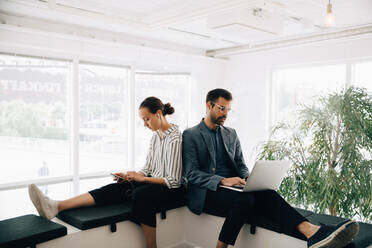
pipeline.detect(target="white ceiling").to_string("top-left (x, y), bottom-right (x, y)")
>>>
top-left (0, 0), bottom-right (372, 55)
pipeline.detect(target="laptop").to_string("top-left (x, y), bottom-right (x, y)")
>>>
top-left (219, 160), bottom-right (290, 192)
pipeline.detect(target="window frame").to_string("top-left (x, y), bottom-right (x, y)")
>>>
top-left (0, 53), bottom-right (191, 197)
top-left (269, 57), bottom-right (372, 132)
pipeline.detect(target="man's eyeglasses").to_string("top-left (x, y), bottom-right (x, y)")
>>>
top-left (212, 102), bottom-right (232, 113)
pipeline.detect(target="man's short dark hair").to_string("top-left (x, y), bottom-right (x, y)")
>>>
top-left (206, 88), bottom-right (233, 103)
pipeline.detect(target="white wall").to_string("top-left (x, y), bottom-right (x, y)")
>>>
top-left (224, 36), bottom-right (372, 169)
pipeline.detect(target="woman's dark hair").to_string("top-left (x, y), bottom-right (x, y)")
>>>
top-left (206, 88), bottom-right (233, 103)
top-left (139, 96), bottom-right (175, 116)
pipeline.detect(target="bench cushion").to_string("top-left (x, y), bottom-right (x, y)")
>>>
top-left (57, 202), bottom-right (133, 230)
top-left (57, 198), bottom-right (186, 230)
top-left (0, 214), bottom-right (67, 248)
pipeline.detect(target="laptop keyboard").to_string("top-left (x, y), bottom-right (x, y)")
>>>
top-left (233, 185), bottom-right (244, 189)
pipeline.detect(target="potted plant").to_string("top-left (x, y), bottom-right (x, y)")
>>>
top-left (257, 87), bottom-right (372, 222)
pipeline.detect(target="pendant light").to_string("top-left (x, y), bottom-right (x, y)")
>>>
top-left (325, 0), bottom-right (335, 27)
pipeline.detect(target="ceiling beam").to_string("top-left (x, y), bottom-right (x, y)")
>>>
top-left (1, 0), bottom-right (149, 30)
top-left (206, 23), bottom-right (372, 57)
top-left (0, 13), bottom-right (205, 55)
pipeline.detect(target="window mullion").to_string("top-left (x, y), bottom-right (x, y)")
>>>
top-left (270, 70), bottom-right (277, 128)
top-left (266, 69), bottom-right (274, 139)
top-left (346, 62), bottom-right (352, 89)
top-left (128, 65), bottom-right (136, 171)
top-left (71, 58), bottom-right (80, 195)
top-left (186, 76), bottom-right (191, 129)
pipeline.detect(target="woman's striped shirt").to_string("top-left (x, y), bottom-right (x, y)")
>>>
top-left (139, 124), bottom-right (182, 189)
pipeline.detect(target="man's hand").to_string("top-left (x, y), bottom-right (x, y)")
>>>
top-left (220, 177), bottom-right (246, 187)
top-left (126, 171), bottom-right (146, 183)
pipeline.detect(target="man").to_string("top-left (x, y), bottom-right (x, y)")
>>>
top-left (182, 88), bottom-right (359, 248)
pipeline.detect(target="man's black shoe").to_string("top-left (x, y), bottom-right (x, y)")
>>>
top-left (307, 220), bottom-right (359, 248)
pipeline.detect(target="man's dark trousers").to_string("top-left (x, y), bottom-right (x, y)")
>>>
top-left (203, 187), bottom-right (307, 245)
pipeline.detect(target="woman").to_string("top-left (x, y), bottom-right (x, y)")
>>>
top-left (28, 96), bottom-right (184, 248)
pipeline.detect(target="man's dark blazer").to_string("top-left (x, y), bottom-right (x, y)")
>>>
top-left (182, 119), bottom-right (250, 215)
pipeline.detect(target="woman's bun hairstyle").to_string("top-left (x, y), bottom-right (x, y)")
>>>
top-left (139, 97), bottom-right (175, 116)
top-left (163, 103), bottom-right (175, 116)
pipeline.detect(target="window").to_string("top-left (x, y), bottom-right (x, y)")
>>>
top-left (79, 63), bottom-right (129, 173)
top-left (0, 182), bottom-right (72, 220)
top-left (134, 72), bottom-right (190, 169)
top-left (272, 64), bottom-right (346, 123)
top-left (0, 54), bottom-right (71, 184)
top-left (353, 61), bottom-right (372, 92)
top-left (272, 61), bottom-right (372, 124)
top-left (0, 53), bottom-right (191, 220)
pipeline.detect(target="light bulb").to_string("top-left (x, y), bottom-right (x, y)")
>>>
top-left (325, 3), bottom-right (335, 26)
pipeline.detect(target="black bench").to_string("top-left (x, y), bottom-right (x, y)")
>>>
top-left (0, 214), bottom-right (67, 248)
top-left (56, 201), bottom-right (371, 248)
top-left (57, 198), bottom-right (186, 231)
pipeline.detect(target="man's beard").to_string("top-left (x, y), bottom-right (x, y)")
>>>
top-left (211, 113), bottom-right (226, 126)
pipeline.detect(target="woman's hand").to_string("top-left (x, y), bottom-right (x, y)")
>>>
top-left (126, 171), bottom-right (146, 182)
top-left (112, 172), bottom-right (126, 182)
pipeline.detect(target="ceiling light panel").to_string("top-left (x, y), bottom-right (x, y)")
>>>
top-left (207, 8), bottom-right (283, 34)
